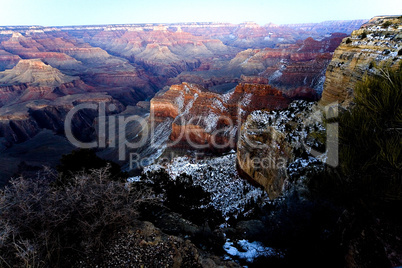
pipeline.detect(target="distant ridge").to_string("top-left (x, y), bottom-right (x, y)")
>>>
top-left (0, 59), bottom-right (77, 87)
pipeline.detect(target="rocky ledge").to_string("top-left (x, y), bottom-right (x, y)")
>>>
top-left (321, 15), bottom-right (402, 106)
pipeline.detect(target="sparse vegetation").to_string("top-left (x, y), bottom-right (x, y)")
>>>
top-left (0, 167), bottom-right (152, 267)
top-left (345, 38), bottom-right (352, 44)
top-left (338, 65), bottom-right (402, 199)
top-left (360, 31), bottom-right (367, 39)
top-left (382, 21), bottom-right (392, 28)
top-left (308, 65), bottom-right (402, 202)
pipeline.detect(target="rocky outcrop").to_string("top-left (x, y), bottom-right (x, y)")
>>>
top-left (0, 93), bottom-right (123, 145)
top-left (236, 100), bottom-right (325, 199)
top-left (78, 221), bottom-right (239, 267)
top-left (150, 82), bottom-right (290, 152)
top-left (237, 115), bottom-right (292, 199)
top-left (88, 27), bottom-right (233, 77)
top-left (180, 20), bottom-right (364, 49)
top-left (321, 16), bottom-right (402, 106)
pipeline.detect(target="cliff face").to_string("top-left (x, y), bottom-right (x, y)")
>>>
top-left (321, 16), bottom-right (402, 106)
top-left (0, 29), bottom-right (159, 99)
top-left (180, 20), bottom-right (365, 49)
top-left (226, 33), bottom-right (347, 98)
top-left (236, 100), bottom-right (322, 199)
top-left (235, 16), bottom-right (402, 198)
top-left (150, 82), bottom-right (290, 152)
top-left (237, 115), bottom-right (292, 199)
top-left (0, 21), bottom-right (365, 178)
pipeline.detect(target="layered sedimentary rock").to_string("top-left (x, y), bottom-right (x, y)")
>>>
top-left (150, 82), bottom-right (290, 152)
top-left (0, 21), bottom-right (365, 178)
top-left (0, 92), bottom-right (123, 145)
top-left (0, 29), bottom-right (158, 96)
top-left (0, 59), bottom-right (84, 106)
top-left (180, 20), bottom-right (365, 49)
top-left (0, 59), bottom-right (77, 87)
top-left (0, 49), bottom-right (21, 71)
top-left (0, 58), bottom-right (125, 145)
top-left (321, 16), bottom-right (402, 106)
top-left (88, 26), bottom-right (233, 77)
top-left (225, 33), bottom-right (347, 98)
top-left (235, 16), bottom-right (401, 199)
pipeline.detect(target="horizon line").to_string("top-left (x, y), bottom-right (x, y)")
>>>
top-left (0, 18), bottom-right (371, 29)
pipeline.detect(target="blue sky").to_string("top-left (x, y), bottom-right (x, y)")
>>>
top-left (0, 0), bottom-right (400, 26)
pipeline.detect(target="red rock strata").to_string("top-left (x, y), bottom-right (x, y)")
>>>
top-left (150, 82), bottom-right (290, 152)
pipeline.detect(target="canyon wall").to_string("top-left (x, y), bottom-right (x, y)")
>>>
top-left (321, 16), bottom-right (402, 106)
top-left (235, 16), bottom-right (402, 199)
top-left (150, 82), bottom-right (290, 153)
top-left (0, 20), bottom-right (365, 180)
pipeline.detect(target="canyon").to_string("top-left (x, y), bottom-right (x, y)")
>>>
top-left (0, 19), bottom-right (364, 181)
top-left (1, 16), bottom-right (401, 268)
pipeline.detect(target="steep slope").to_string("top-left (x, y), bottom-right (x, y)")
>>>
top-left (321, 16), bottom-right (402, 106)
top-left (149, 82), bottom-right (290, 153)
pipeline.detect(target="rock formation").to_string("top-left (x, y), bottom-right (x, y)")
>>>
top-left (0, 59), bottom-right (84, 106)
top-left (0, 20), bottom-right (365, 179)
top-left (236, 114), bottom-right (292, 199)
top-left (226, 33), bottom-right (347, 97)
top-left (236, 100), bottom-right (322, 199)
top-left (0, 59), bottom-right (77, 87)
top-left (321, 16), bottom-right (402, 106)
top-left (150, 82), bottom-right (290, 152)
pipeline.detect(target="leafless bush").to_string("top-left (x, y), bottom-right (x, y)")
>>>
top-left (0, 166), bottom-right (153, 267)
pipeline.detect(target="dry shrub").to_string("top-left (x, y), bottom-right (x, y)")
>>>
top-left (0, 166), bottom-right (153, 267)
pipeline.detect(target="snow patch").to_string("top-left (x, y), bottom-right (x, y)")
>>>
top-left (144, 154), bottom-right (268, 217)
top-left (269, 70), bottom-right (282, 81)
top-left (223, 239), bottom-right (284, 263)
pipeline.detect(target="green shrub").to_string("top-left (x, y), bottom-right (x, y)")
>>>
top-left (360, 31), bottom-right (367, 39)
top-left (345, 38), bottom-right (352, 44)
top-left (398, 49), bottom-right (402, 56)
top-left (336, 64), bottom-right (402, 200)
top-left (382, 21), bottom-right (392, 28)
